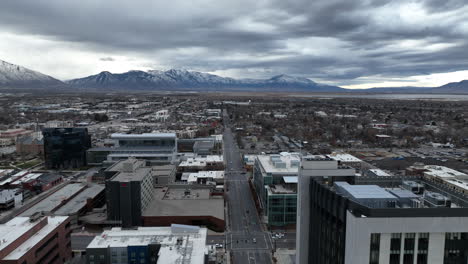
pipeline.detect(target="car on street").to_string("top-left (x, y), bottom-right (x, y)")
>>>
top-left (252, 238), bottom-right (256, 243)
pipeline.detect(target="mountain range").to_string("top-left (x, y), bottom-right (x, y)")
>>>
top-left (66, 69), bottom-right (344, 92)
top-left (1, 59), bottom-right (468, 93)
top-left (0, 60), bottom-right (63, 88)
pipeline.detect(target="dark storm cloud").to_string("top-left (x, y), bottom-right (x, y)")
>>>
top-left (0, 0), bottom-right (467, 85)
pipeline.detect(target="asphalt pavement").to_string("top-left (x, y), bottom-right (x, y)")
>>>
top-left (223, 110), bottom-right (273, 264)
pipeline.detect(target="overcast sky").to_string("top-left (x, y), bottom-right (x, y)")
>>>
top-left (0, 0), bottom-right (467, 88)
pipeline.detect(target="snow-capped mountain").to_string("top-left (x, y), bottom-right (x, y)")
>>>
top-left (434, 80), bottom-right (468, 93)
top-left (67, 69), bottom-right (344, 92)
top-left (0, 60), bottom-right (64, 88)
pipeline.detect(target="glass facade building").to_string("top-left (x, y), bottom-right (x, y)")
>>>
top-left (42, 127), bottom-right (91, 169)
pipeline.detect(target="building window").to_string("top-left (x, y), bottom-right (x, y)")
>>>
top-left (369, 233), bottom-right (380, 264)
top-left (417, 233), bottom-right (429, 264)
top-left (444, 232), bottom-right (468, 264)
top-left (403, 233), bottom-right (415, 264)
top-left (390, 233), bottom-right (401, 264)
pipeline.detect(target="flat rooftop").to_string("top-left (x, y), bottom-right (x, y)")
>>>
top-left (368, 169), bottom-right (392, 177)
top-left (10, 173), bottom-right (42, 185)
top-left (187, 171), bottom-right (224, 183)
top-left (0, 216), bottom-right (68, 260)
top-left (330, 179), bottom-right (468, 209)
top-left (54, 184), bottom-right (105, 216)
top-left (267, 185), bottom-right (296, 195)
top-left (335, 182), bottom-right (397, 199)
top-left (424, 165), bottom-right (468, 179)
top-left (256, 153), bottom-right (300, 174)
top-left (330, 153), bottom-right (362, 163)
top-left (111, 133), bottom-right (177, 139)
top-left (111, 167), bottom-right (151, 182)
top-left (87, 225), bottom-right (207, 264)
top-left (179, 155), bottom-right (224, 167)
top-left (152, 164), bottom-right (176, 176)
top-left (105, 158), bottom-right (146, 172)
top-left (143, 188), bottom-right (224, 220)
top-left (20, 183), bottom-right (86, 217)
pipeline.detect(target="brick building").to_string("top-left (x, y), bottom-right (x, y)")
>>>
top-left (0, 215), bottom-right (72, 264)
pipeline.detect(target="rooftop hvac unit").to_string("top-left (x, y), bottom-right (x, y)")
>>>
top-left (402, 181), bottom-right (425, 194)
top-left (270, 155), bottom-right (281, 162)
top-left (424, 191), bottom-right (451, 208)
top-left (274, 161), bottom-right (287, 168)
top-left (290, 160), bottom-right (300, 168)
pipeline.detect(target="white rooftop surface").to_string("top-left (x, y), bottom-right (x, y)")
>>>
top-left (330, 153), bottom-right (362, 162)
top-left (87, 226), bottom-right (207, 264)
top-left (179, 155), bottom-right (224, 167)
top-left (11, 173), bottom-right (42, 185)
top-left (444, 179), bottom-right (468, 191)
top-left (12, 170), bottom-right (29, 178)
top-left (111, 133), bottom-right (176, 139)
top-left (187, 171), bottom-right (224, 183)
top-left (1, 216), bottom-right (68, 260)
top-left (256, 153), bottom-right (300, 174)
top-left (0, 169), bottom-right (14, 175)
top-left (424, 165), bottom-right (468, 179)
top-left (336, 182), bottom-right (397, 199)
top-left (369, 169), bottom-right (392, 177)
top-left (20, 183), bottom-right (86, 216)
top-left (283, 176), bottom-right (298, 183)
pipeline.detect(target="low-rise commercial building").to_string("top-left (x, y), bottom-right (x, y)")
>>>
top-left (330, 152), bottom-right (365, 170)
top-left (142, 186), bottom-right (225, 232)
top-left (178, 155), bottom-right (224, 173)
top-left (86, 224), bottom-right (207, 264)
top-left (182, 171), bottom-right (224, 185)
top-left (0, 189), bottom-right (22, 210)
top-left (16, 134), bottom-right (44, 157)
top-left (252, 152), bottom-right (300, 227)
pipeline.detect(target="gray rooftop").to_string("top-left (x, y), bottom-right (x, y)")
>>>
top-left (54, 184), bottom-right (105, 215)
top-left (105, 158), bottom-right (146, 172)
top-left (335, 182), bottom-right (397, 199)
top-left (111, 167), bottom-right (151, 182)
top-left (143, 187), bottom-right (224, 220)
top-left (20, 183), bottom-right (86, 216)
top-left (111, 133), bottom-right (176, 139)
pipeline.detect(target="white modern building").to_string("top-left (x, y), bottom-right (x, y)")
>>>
top-left (86, 224), bottom-right (207, 264)
top-left (296, 156), bottom-right (468, 264)
top-left (107, 133), bottom-right (178, 164)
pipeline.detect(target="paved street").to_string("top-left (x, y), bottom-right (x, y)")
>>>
top-left (223, 110), bottom-right (273, 264)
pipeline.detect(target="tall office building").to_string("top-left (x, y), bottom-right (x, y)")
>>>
top-left (43, 128), bottom-right (91, 169)
top-left (296, 156), bottom-right (468, 264)
top-left (106, 158), bottom-right (154, 227)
